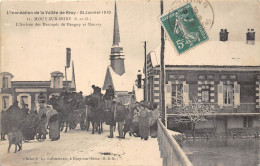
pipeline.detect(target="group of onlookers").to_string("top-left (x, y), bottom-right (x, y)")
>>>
top-left (0, 95), bottom-right (60, 142)
top-left (128, 101), bottom-right (161, 140)
top-left (103, 99), bottom-right (161, 140)
top-left (1, 86), bottom-right (161, 143)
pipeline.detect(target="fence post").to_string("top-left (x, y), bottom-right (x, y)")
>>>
top-left (157, 119), bottom-right (193, 166)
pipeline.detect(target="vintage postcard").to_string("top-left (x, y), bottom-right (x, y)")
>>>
top-left (0, 0), bottom-right (260, 166)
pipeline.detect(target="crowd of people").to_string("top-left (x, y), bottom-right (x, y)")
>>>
top-left (102, 85), bottom-right (161, 140)
top-left (0, 93), bottom-right (62, 142)
top-left (1, 85), bottom-right (161, 143)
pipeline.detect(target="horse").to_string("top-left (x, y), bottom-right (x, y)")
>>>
top-left (85, 94), bottom-right (105, 134)
top-left (52, 96), bottom-right (75, 133)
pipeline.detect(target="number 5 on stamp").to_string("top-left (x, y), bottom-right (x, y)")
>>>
top-left (160, 3), bottom-right (209, 54)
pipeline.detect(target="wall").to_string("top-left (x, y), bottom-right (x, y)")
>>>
top-left (216, 118), bottom-right (226, 134)
top-left (195, 119), bottom-right (214, 129)
top-left (227, 117), bottom-right (244, 129)
top-left (253, 118), bottom-right (260, 129)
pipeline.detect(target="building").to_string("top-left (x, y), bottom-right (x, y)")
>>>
top-left (102, 2), bottom-right (141, 104)
top-left (0, 71), bottom-right (73, 111)
top-left (145, 29), bottom-right (260, 135)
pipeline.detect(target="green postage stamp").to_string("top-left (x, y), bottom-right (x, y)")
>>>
top-left (160, 3), bottom-right (209, 54)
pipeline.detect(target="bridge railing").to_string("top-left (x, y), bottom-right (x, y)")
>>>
top-left (157, 119), bottom-right (193, 166)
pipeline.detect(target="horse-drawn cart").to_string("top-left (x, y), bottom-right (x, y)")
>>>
top-left (19, 114), bottom-right (47, 142)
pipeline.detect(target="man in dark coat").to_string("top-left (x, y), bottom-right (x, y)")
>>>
top-left (92, 85), bottom-right (102, 95)
top-left (115, 102), bottom-right (127, 139)
top-left (104, 85), bottom-right (115, 100)
top-left (6, 101), bottom-right (22, 132)
top-left (105, 100), bottom-right (116, 138)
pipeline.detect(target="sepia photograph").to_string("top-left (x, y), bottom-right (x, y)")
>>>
top-left (0, 0), bottom-right (260, 165)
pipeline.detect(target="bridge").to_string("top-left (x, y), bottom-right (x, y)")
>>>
top-left (0, 120), bottom-right (192, 166)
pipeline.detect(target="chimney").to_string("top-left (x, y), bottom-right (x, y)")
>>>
top-left (219, 29), bottom-right (229, 41)
top-left (246, 29), bottom-right (255, 45)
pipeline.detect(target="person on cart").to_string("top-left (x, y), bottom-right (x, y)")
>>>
top-left (104, 85), bottom-right (115, 100)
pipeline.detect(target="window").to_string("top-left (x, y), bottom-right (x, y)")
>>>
top-left (201, 85), bottom-right (210, 102)
top-left (172, 84), bottom-right (183, 105)
top-left (2, 77), bottom-right (8, 88)
top-left (2, 96), bottom-right (9, 110)
top-left (202, 90), bottom-right (210, 102)
top-left (243, 117), bottom-right (253, 128)
top-left (223, 85), bottom-right (233, 105)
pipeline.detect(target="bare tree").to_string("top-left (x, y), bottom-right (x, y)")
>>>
top-left (172, 91), bottom-right (218, 138)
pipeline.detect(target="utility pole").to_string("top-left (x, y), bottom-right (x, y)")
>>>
top-left (65, 66), bottom-right (68, 87)
top-left (160, 0), bottom-right (166, 125)
top-left (143, 41), bottom-right (148, 103)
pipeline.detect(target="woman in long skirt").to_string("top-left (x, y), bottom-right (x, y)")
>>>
top-left (46, 105), bottom-right (60, 141)
top-left (138, 106), bottom-right (150, 140)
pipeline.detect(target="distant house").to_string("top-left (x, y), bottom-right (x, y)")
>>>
top-left (0, 71), bottom-right (72, 111)
top-left (145, 29), bottom-right (260, 135)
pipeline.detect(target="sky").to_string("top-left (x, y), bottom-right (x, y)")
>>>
top-left (1, 0), bottom-right (260, 95)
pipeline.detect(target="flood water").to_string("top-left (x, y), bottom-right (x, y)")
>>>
top-left (182, 138), bottom-right (260, 166)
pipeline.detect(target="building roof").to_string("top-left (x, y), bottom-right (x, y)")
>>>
top-left (149, 40), bottom-right (260, 67)
top-left (0, 72), bottom-right (14, 78)
top-left (103, 66), bottom-right (134, 92)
